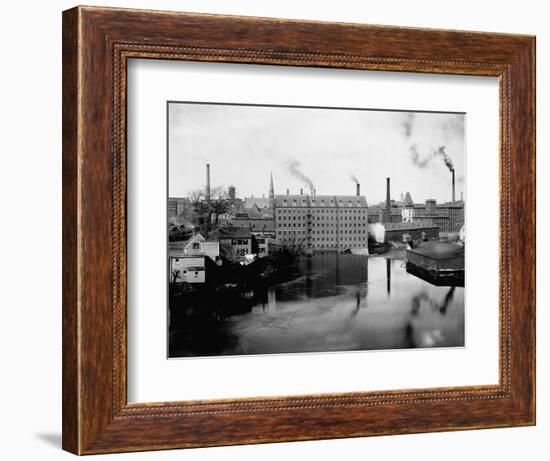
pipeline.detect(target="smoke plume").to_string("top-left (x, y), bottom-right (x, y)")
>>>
top-left (349, 174), bottom-right (359, 184)
top-left (287, 160), bottom-right (315, 193)
top-left (435, 146), bottom-right (454, 172)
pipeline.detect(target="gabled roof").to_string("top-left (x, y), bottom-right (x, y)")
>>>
top-left (183, 233), bottom-right (205, 249)
top-left (168, 233), bottom-right (205, 257)
top-left (244, 197), bottom-right (271, 209)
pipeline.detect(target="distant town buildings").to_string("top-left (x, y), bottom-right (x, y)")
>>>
top-left (168, 164), bottom-right (465, 285)
top-left (231, 205), bottom-right (275, 237)
top-left (168, 197), bottom-right (189, 219)
top-left (402, 199), bottom-right (464, 234)
top-left (218, 227), bottom-right (259, 263)
top-left (367, 206), bottom-right (402, 224)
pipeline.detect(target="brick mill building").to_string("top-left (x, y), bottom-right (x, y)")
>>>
top-left (274, 193), bottom-right (369, 251)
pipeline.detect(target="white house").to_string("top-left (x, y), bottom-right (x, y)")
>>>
top-left (170, 255), bottom-right (206, 284)
top-left (169, 233), bottom-right (221, 265)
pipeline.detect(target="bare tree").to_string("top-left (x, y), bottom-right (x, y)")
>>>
top-left (189, 186), bottom-right (231, 237)
top-left (171, 270), bottom-right (182, 283)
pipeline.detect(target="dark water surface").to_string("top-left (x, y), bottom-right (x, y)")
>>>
top-left (168, 253), bottom-right (464, 358)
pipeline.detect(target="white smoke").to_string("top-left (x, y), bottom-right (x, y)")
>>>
top-left (368, 223), bottom-right (386, 244)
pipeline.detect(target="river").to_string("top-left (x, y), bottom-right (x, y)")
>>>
top-left (168, 252), bottom-right (465, 358)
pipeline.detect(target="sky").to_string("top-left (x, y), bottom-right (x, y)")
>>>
top-left (168, 102), bottom-right (465, 205)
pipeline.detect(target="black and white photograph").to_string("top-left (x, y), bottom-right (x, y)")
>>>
top-left (167, 102), bottom-right (466, 358)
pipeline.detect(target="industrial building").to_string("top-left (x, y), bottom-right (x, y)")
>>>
top-left (367, 205), bottom-right (402, 224)
top-left (384, 221), bottom-right (439, 242)
top-left (402, 199), bottom-right (464, 234)
top-left (274, 187), bottom-right (369, 251)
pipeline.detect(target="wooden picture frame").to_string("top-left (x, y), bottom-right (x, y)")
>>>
top-left (62, 5), bottom-right (535, 455)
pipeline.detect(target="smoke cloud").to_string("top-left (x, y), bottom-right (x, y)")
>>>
top-left (287, 160), bottom-right (315, 193)
top-left (410, 145), bottom-right (432, 169)
top-left (410, 145), bottom-right (455, 172)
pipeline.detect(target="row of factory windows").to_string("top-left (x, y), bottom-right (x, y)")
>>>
top-left (277, 208), bottom-right (367, 214)
top-left (278, 222), bottom-right (366, 228)
top-left (278, 229), bottom-right (367, 235)
top-left (278, 216), bottom-right (367, 222)
top-left (280, 200), bottom-right (365, 207)
top-left (280, 237), bottom-right (367, 243)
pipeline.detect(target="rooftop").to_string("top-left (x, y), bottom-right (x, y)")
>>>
top-left (218, 227), bottom-right (254, 240)
top-left (384, 221), bottom-right (439, 231)
top-left (407, 242), bottom-right (465, 260)
top-left (243, 197), bottom-right (271, 209)
top-left (405, 201), bottom-right (464, 209)
top-left (274, 194), bottom-right (368, 208)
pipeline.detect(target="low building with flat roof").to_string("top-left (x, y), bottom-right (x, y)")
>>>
top-left (406, 242), bottom-right (465, 286)
top-left (383, 221), bottom-right (439, 242)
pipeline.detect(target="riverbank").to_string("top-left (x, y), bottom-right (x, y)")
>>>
top-left (169, 253), bottom-right (465, 357)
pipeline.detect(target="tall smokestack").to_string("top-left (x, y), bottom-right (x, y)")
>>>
top-left (300, 188), bottom-right (303, 195)
top-left (286, 189), bottom-right (289, 195)
top-left (313, 188), bottom-right (316, 196)
top-left (452, 170), bottom-right (456, 202)
top-left (356, 183), bottom-right (360, 197)
top-left (385, 177), bottom-right (391, 223)
top-left (461, 191), bottom-right (463, 201)
top-left (206, 163), bottom-right (211, 201)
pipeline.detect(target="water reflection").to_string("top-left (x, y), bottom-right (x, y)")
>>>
top-left (169, 253), bottom-right (465, 358)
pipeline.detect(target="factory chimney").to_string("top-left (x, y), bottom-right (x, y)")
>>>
top-left (300, 188), bottom-right (303, 195)
top-left (356, 183), bottom-right (360, 197)
top-left (461, 191), bottom-right (463, 201)
top-left (206, 163), bottom-right (211, 202)
top-left (313, 188), bottom-right (316, 196)
top-left (452, 170), bottom-right (456, 202)
top-left (385, 177), bottom-right (391, 223)
top-left (286, 189), bottom-right (289, 195)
